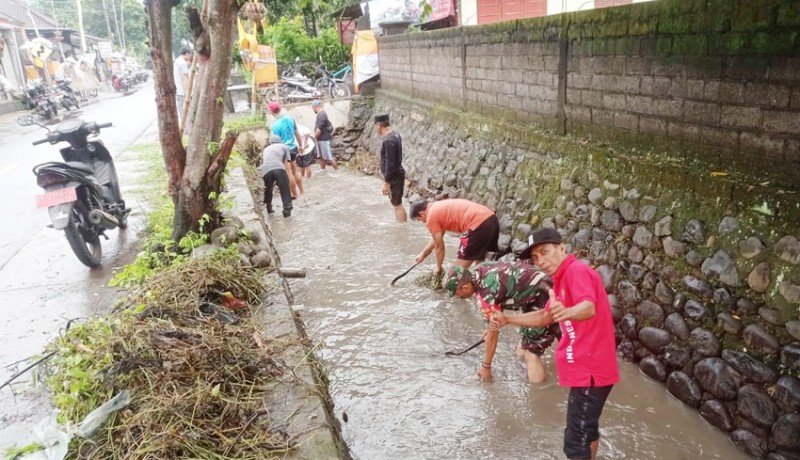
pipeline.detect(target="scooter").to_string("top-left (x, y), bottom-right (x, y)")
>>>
top-left (54, 78), bottom-right (80, 111)
top-left (110, 72), bottom-right (130, 92)
top-left (27, 81), bottom-right (59, 120)
top-left (18, 114), bottom-right (130, 268)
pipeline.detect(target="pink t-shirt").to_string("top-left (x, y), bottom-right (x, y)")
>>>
top-left (550, 255), bottom-right (620, 387)
top-left (425, 199), bottom-right (494, 235)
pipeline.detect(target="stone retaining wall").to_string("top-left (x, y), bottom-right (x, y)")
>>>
top-left (355, 90), bottom-right (800, 459)
top-left (377, 0), bottom-right (800, 186)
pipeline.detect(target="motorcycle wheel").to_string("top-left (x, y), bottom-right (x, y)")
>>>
top-left (314, 78), bottom-right (330, 96)
top-left (331, 83), bottom-right (351, 99)
top-left (64, 206), bottom-right (103, 268)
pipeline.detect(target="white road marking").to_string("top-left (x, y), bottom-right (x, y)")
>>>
top-left (0, 163), bottom-right (18, 176)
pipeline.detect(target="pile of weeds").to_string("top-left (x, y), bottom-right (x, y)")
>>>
top-left (45, 250), bottom-right (300, 458)
top-left (413, 270), bottom-right (445, 290)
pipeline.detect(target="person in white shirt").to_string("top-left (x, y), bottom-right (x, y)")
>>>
top-left (173, 48), bottom-right (192, 121)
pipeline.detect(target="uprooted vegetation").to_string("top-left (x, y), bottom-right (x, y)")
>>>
top-left (45, 250), bottom-right (302, 458)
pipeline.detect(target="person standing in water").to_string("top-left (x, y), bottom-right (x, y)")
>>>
top-left (375, 113), bottom-right (407, 223)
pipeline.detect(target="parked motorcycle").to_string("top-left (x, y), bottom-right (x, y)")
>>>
top-left (314, 59), bottom-right (351, 99)
top-left (54, 78), bottom-right (80, 111)
top-left (27, 81), bottom-right (59, 120)
top-left (111, 72), bottom-right (131, 92)
top-left (133, 70), bottom-right (150, 83)
top-left (18, 114), bottom-right (130, 268)
top-left (279, 59), bottom-right (322, 103)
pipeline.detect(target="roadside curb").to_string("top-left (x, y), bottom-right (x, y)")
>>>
top-left (227, 167), bottom-right (350, 459)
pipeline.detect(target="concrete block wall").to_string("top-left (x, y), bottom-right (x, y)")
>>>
top-left (377, 0), bottom-right (800, 179)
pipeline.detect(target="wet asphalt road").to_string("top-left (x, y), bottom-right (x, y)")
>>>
top-left (0, 83), bottom-right (158, 445)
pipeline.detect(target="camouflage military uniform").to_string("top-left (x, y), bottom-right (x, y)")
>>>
top-left (472, 261), bottom-right (561, 356)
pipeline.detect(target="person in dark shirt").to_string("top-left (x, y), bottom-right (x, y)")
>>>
top-left (375, 113), bottom-right (407, 222)
top-left (312, 100), bottom-right (338, 170)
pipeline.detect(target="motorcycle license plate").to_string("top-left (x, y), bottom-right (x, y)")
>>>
top-left (35, 187), bottom-right (77, 209)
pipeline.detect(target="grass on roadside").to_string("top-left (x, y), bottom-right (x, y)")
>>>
top-left (223, 114), bottom-right (266, 134)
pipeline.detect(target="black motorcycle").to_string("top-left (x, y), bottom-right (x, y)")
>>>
top-left (18, 114), bottom-right (130, 268)
top-left (314, 59), bottom-right (351, 99)
top-left (27, 81), bottom-right (59, 120)
top-left (54, 78), bottom-right (80, 111)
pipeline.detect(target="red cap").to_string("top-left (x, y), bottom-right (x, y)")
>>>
top-left (268, 101), bottom-right (281, 113)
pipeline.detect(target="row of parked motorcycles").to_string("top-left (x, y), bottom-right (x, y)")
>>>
top-left (15, 79), bottom-right (82, 121)
top-left (110, 69), bottom-right (149, 93)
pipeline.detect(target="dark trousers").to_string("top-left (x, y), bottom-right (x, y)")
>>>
top-left (263, 169), bottom-right (292, 212)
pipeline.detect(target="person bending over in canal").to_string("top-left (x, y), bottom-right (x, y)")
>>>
top-left (410, 198), bottom-right (500, 275)
top-left (259, 135), bottom-right (293, 218)
top-left (445, 262), bottom-right (557, 383)
top-left (375, 113), bottom-right (407, 222)
top-left (269, 101), bottom-right (304, 199)
top-left (491, 228), bottom-right (619, 460)
top-left (295, 125), bottom-right (316, 179)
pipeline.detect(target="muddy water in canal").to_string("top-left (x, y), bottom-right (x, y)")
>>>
top-left (269, 169), bottom-right (750, 460)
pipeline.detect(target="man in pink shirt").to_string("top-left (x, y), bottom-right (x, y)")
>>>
top-left (409, 198), bottom-right (500, 275)
top-left (492, 228), bottom-right (619, 460)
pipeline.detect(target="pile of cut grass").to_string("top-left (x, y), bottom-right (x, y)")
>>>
top-left (46, 250), bottom-right (300, 459)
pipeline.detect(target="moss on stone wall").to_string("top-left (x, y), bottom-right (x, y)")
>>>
top-left (381, 0), bottom-right (799, 47)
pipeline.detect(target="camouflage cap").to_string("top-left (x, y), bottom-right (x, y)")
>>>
top-left (445, 266), bottom-right (470, 297)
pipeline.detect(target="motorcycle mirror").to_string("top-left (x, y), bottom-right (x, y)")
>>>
top-left (17, 114), bottom-right (35, 126)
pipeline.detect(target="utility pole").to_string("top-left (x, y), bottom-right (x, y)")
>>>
top-left (75, 0), bottom-right (88, 54)
top-left (101, 0), bottom-right (113, 40)
top-left (110, 0), bottom-right (123, 49)
top-left (120, 0), bottom-right (126, 51)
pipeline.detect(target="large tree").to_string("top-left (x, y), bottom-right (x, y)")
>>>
top-left (145, 0), bottom-right (239, 240)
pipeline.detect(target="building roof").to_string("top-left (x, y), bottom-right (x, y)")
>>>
top-left (330, 2), bottom-right (363, 20)
top-left (0, 11), bottom-right (26, 28)
top-left (0, 0), bottom-right (59, 30)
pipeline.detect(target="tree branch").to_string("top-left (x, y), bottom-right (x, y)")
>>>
top-left (187, 6), bottom-right (210, 55)
top-left (207, 130), bottom-right (238, 187)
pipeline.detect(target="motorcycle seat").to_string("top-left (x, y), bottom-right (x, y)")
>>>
top-left (64, 161), bottom-right (94, 174)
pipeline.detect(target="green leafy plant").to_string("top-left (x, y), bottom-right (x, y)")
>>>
top-left (4, 443), bottom-right (45, 460)
top-left (259, 17), bottom-right (350, 71)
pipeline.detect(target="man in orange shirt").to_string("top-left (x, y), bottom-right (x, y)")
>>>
top-left (409, 198), bottom-right (500, 275)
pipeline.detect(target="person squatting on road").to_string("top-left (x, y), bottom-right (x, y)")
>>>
top-left (375, 113), bottom-right (407, 223)
top-left (491, 228), bottom-right (619, 460)
top-left (269, 101), bottom-right (304, 198)
top-left (259, 135), bottom-right (293, 218)
top-left (446, 262), bottom-right (559, 383)
top-left (410, 198), bottom-right (500, 275)
top-left (312, 100), bottom-right (338, 170)
top-left (295, 125), bottom-right (316, 179)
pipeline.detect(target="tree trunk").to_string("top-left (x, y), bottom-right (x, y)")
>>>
top-left (145, 0), bottom-right (187, 236)
top-left (147, 0), bottom-right (239, 242)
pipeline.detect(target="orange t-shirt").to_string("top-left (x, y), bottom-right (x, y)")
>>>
top-left (425, 199), bottom-right (494, 235)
